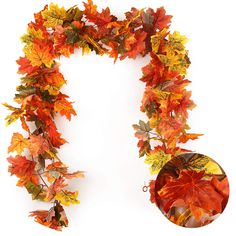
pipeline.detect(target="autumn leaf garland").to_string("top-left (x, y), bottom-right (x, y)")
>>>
top-left (5, 0), bottom-right (202, 231)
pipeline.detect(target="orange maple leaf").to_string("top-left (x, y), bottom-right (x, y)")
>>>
top-left (24, 40), bottom-right (54, 68)
top-left (158, 117), bottom-right (184, 139)
top-left (8, 133), bottom-right (29, 155)
top-left (179, 133), bottom-right (203, 143)
top-left (54, 94), bottom-right (77, 120)
top-left (158, 170), bottom-right (224, 220)
top-left (28, 135), bottom-right (50, 158)
top-left (120, 30), bottom-right (147, 60)
top-left (211, 176), bottom-right (229, 210)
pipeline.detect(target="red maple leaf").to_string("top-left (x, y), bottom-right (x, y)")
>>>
top-left (7, 155), bottom-right (38, 186)
top-left (153, 7), bottom-right (172, 30)
top-left (83, 0), bottom-right (115, 26)
top-left (45, 119), bottom-right (67, 148)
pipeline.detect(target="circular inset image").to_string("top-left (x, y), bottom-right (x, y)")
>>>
top-left (151, 153), bottom-right (229, 227)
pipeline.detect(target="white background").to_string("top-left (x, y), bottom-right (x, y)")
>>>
top-left (0, 0), bottom-right (235, 235)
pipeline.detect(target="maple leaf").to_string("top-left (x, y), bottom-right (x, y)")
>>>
top-left (46, 177), bottom-right (67, 201)
top-left (8, 133), bottom-right (29, 155)
top-left (83, 0), bottom-right (97, 16)
top-left (125, 7), bottom-right (144, 28)
top-left (137, 140), bottom-right (151, 157)
top-left (158, 117), bottom-right (185, 139)
top-left (203, 160), bottom-right (223, 175)
top-left (28, 135), bottom-right (50, 158)
top-left (20, 116), bottom-right (30, 133)
top-left (21, 26), bottom-right (44, 44)
top-left (158, 170), bottom-right (224, 220)
top-left (167, 31), bottom-right (188, 54)
top-left (83, 0), bottom-right (115, 27)
top-left (156, 31), bottom-right (190, 76)
top-left (153, 7), bottom-right (172, 30)
top-left (179, 133), bottom-right (203, 143)
top-left (45, 162), bottom-right (68, 183)
top-left (45, 161), bottom-right (85, 183)
top-left (43, 70), bottom-right (66, 96)
top-left (25, 181), bottom-right (46, 200)
top-left (141, 6), bottom-right (172, 45)
top-left (132, 120), bottom-right (151, 141)
top-left (108, 41), bottom-right (119, 63)
top-left (158, 53), bottom-right (190, 76)
top-left (53, 26), bottom-right (76, 57)
top-left (174, 91), bottom-right (195, 119)
top-left (63, 171), bottom-right (85, 179)
top-left (211, 176), bottom-right (229, 210)
top-left (187, 153), bottom-right (210, 170)
top-left (45, 120), bottom-right (67, 148)
top-left (54, 94), bottom-right (77, 120)
top-left (151, 28), bottom-right (168, 53)
top-left (66, 5), bottom-right (84, 22)
top-left (42, 3), bottom-right (67, 28)
top-left (120, 30), bottom-right (147, 60)
top-left (7, 155), bottom-right (37, 186)
top-left (140, 53), bottom-right (166, 87)
top-left (145, 150), bottom-right (172, 175)
top-left (16, 57), bottom-right (39, 75)
top-left (55, 190), bottom-right (80, 206)
top-left (23, 40), bottom-right (54, 68)
top-left (29, 201), bottom-right (68, 231)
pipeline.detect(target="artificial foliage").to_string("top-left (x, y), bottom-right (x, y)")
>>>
top-left (5, 0), bottom-right (228, 230)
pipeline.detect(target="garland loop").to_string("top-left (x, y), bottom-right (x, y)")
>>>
top-left (5, 0), bottom-right (227, 230)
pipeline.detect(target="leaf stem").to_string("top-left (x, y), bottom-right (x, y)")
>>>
top-left (37, 171), bottom-right (49, 188)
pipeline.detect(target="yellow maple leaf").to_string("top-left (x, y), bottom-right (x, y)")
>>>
top-left (42, 3), bottom-right (67, 28)
top-left (158, 53), bottom-right (190, 75)
top-left (77, 40), bottom-right (91, 55)
top-left (169, 31), bottom-right (188, 45)
top-left (3, 103), bottom-right (25, 126)
top-left (8, 133), bottom-right (29, 155)
top-left (55, 190), bottom-right (80, 206)
top-left (203, 160), bottom-right (223, 175)
top-left (23, 42), bottom-right (54, 68)
top-left (21, 26), bottom-right (44, 44)
top-left (151, 28), bottom-right (168, 53)
top-left (145, 150), bottom-right (172, 175)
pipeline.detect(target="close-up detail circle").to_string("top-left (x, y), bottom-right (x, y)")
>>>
top-left (149, 153), bottom-right (229, 227)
